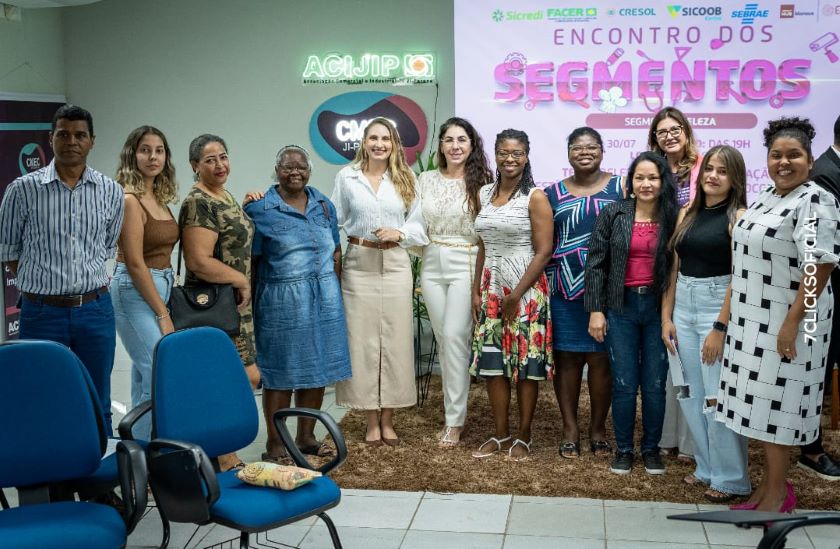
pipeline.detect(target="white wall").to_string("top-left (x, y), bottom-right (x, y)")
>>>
top-left (62, 0), bottom-right (455, 201)
top-left (0, 7), bottom-right (65, 96)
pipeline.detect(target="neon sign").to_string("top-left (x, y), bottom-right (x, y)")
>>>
top-left (302, 53), bottom-right (436, 85)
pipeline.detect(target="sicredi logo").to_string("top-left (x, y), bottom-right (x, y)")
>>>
top-left (18, 143), bottom-right (45, 175)
top-left (731, 3), bottom-right (769, 24)
top-left (492, 8), bottom-right (544, 22)
top-left (309, 92), bottom-right (427, 165)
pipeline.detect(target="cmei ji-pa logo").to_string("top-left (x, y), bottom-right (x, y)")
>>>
top-left (18, 143), bottom-right (45, 175)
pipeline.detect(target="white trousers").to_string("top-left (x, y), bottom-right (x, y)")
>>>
top-left (420, 240), bottom-right (476, 427)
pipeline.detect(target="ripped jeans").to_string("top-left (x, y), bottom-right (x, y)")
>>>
top-left (673, 274), bottom-right (750, 495)
top-left (606, 289), bottom-right (669, 455)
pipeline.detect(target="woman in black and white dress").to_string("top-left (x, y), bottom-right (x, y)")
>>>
top-left (717, 117), bottom-right (840, 512)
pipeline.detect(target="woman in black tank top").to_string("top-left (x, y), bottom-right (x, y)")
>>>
top-left (660, 145), bottom-right (750, 502)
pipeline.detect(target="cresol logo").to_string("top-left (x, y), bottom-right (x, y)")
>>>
top-left (309, 92), bottom-right (428, 165)
top-left (18, 143), bottom-right (46, 175)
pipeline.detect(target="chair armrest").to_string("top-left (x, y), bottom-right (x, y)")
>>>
top-left (117, 400), bottom-right (152, 441)
top-left (116, 440), bottom-right (148, 534)
top-left (272, 408), bottom-right (347, 475)
top-left (147, 439), bottom-right (219, 507)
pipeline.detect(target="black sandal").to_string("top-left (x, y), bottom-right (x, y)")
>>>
top-left (590, 440), bottom-right (612, 456)
top-left (704, 489), bottom-right (737, 503)
top-left (559, 440), bottom-right (581, 458)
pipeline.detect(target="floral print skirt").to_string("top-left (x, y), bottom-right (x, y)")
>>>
top-left (470, 263), bottom-right (553, 382)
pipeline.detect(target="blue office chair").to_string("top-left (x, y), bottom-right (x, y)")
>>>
top-left (0, 339), bottom-right (147, 549)
top-left (145, 327), bottom-right (346, 549)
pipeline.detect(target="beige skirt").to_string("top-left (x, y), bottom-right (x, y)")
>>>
top-left (335, 243), bottom-right (416, 409)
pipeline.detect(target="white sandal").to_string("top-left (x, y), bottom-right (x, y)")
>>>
top-left (438, 426), bottom-right (463, 448)
top-left (507, 438), bottom-right (532, 462)
top-left (472, 435), bottom-right (511, 458)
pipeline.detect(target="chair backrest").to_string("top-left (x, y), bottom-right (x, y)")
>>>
top-left (0, 340), bottom-right (105, 487)
top-left (151, 327), bottom-right (259, 458)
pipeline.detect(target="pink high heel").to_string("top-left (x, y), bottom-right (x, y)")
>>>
top-left (729, 501), bottom-right (759, 510)
top-left (778, 481), bottom-right (796, 514)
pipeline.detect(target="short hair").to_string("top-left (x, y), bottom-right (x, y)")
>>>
top-left (567, 126), bottom-right (603, 149)
top-left (763, 117), bottom-right (816, 160)
top-left (834, 114), bottom-right (840, 146)
top-left (52, 104), bottom-right (94, 136)
top-left (188, 134), bottom-right (227, 164)
top-left (272, 145), bottom-right (313, 182)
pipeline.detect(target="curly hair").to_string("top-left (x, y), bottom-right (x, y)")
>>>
top-left (626, 151), bottom-right (679, 295)
top-left (115, 126), bottom-right (178, 204)
top-left (763, 116), bottom-right (816, 159)
top-left (669, 145), bottom-right (748, 251)
top-left (436, 117), bottom-right (493, 217)
top-left (353, 117), bottom-right (416, 208)
top-left (493, 128), bottom-right (535, 199)
top-left (647, 107), bottom-right (699, 185)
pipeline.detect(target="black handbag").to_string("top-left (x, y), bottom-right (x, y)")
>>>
top-left (168, 238), bottom-right (241, 336)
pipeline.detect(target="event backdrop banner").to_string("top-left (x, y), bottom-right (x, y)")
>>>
top-left (455, 1), bottom-right (838, 199)
top-left (0, 98), bottom-right (62, 339)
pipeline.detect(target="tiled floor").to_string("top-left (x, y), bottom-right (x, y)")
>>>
top-left (7, 341), bottom-right (834, 548)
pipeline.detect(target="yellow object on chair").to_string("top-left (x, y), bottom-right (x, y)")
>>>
top-left (236, 462), bottom-right (322, 490)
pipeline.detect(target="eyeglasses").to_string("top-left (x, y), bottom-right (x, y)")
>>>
top-left (278, 165), bottom-right (309, 173)
top-left (569, 144), bottom-right (601, 154)
top-left (655, 125), bottom-right (683, 139)
top-left (441, 136), bottom-right (470, 145)
top-left (496, 150), bottom-right (526, 159)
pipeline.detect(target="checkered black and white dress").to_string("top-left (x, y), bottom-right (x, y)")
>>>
top-left (717, 181), bottom-right (840, 446)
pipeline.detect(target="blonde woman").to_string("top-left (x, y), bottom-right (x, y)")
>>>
top-left (332, 117), bottom-right (428, 445)
top-left (112, 126), bottom-right (179, 440)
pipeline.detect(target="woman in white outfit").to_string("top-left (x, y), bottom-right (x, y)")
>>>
top-left (419, 117), bottom-right (493, 447)
top-left (332, 117), bottom-right (429, 445)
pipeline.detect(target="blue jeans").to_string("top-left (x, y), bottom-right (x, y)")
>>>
top-left (20, 290), bottom-right (117, 434)
top-left (605, 289), bottom-right (669, 454)
top-left (111, 263), bottom-right (174, 440)
top-left (673, 274), bottom-right (751, 495)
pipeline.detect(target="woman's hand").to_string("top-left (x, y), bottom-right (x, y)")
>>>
top-left (701, 329), bottom-right (725, 365)
top-left (588, 312), bottom-right (608, 343)
top-left (777, 318), bottom-right (798, 360)
top-left (662, 319), bottom-right (678, 355)
top-left (242, 190), bottom-right (265, 206)
top-left (500, 293), bottom-right (520, 323)
top-left (373, 227), bottom-right (403, 243)
top-left (472, 292), bottom-right (482, 324)
top-left (234, 275), bottom-right (251, 309)
top-left (158, 316), bottom-right (175, 336)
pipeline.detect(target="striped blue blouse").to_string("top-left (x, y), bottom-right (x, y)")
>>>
top-left (0, 160), bottom-right (124, 295)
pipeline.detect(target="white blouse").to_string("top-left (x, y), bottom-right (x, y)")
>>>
top-left (331, 164), bottom-right (429, 248)
top-left (417, 169), bottom-right (478, 244)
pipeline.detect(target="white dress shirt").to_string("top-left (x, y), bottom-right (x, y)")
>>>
top-left (331, 164), bottom-right (428, 248)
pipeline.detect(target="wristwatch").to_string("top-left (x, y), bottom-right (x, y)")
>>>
top-left (712, 321), bottom-right (727, 333)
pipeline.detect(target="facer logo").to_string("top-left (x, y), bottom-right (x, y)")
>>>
top-left (18, 143), bottom-right (45, 175)
top-left (309, 92), bottom-right (428, 165)
top-left (731, 3), bottom-right (769, 24)
top-left (546, 7), bottom-right (597, 21)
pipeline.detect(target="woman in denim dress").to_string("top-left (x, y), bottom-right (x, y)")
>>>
top-left (245, 145), bottom-right (351, 461)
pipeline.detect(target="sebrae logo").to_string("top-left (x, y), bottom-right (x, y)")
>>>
top-left (309, 92), bottom-right (428, 165)
top-left (18, 143), bottom-right (45, 175)
top-left (731, 3), bottom-right (769, 24)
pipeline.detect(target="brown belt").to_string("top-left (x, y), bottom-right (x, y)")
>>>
top-left (23, 286), bottom-right (108, 308)
top-left (348, 236), bottom-right (399, 250)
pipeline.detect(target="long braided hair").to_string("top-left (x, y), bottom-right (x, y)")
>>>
top-left (493, 128), bottom-right (535, 201)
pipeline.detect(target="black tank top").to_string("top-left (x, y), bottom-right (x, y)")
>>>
top-left (676, 203), bottom-right (731, 277)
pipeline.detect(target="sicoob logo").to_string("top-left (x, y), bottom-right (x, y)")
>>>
top-left (18, 143), bottom-right (46, 175)
top-left (309, 92), bottom-right (428, 165)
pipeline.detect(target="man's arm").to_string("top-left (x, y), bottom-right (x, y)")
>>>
top-left (0, 182), bottom-right (25, 271)
top-left (103, 184), bottom-right (125, 258)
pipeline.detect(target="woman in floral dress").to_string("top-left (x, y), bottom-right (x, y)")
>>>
top-left (470, 129), bottom-right (554, 461)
